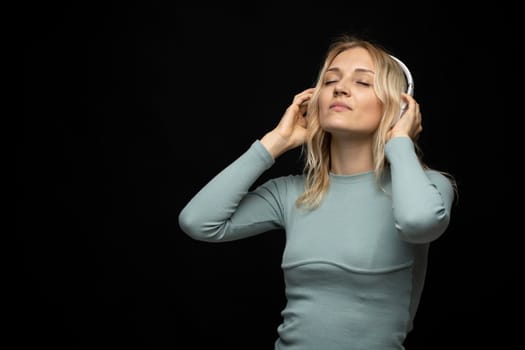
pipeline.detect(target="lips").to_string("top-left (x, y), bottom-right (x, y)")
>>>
top-left (329, 101), bottom-right (351, 110)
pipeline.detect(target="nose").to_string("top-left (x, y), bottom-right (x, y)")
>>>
top-left (333, 83), bottom-right (349, 96)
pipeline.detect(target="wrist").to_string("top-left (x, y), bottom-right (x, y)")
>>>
top-left (260, 131), bottom-right (289, 159)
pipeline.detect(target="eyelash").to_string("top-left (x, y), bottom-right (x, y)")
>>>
top-left (324, 80), bottom-right (371, 87)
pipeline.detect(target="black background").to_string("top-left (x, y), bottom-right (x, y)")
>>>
top-left (20, 2), bottom-right (519, 349)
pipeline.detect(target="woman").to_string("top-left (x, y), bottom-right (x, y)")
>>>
top-left (179, 34), bottom-right (456, 349)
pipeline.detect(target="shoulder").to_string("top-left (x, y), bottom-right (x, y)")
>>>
top-left (248, 174), bottom-right (305, 209)
top-left (425, 168), bottom-right (452, 183)
top-left (261, 173), bottom-right (305, 190)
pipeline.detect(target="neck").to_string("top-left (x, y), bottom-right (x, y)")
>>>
top-left (329, 137), bottom-right (374, 175)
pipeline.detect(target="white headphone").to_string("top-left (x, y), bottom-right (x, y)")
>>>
top-left (389, 55), bottom-right (414, 118)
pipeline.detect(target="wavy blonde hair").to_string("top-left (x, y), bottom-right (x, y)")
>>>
top-left (295, 35), bottom-right (427, 209)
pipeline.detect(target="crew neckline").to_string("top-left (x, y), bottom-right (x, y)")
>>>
top-left (329, 170), bottom-right (375, 184)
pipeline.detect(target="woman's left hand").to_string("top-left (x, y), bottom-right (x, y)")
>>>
top-left (387, 93), bottom-right (422, 141)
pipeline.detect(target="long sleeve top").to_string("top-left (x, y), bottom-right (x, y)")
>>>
top-left (178, 137), bottom-right (455, 350)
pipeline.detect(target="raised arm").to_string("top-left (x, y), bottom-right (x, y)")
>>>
top-left (386, 137), bottom-right (455, 243)
top-left (178, 140), bottom-right (284, 242)
top-left (179, 88), bottom-right (315, 242)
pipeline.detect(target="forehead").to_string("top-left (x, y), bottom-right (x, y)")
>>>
top-left (329, 47), bottom-right (375, 71)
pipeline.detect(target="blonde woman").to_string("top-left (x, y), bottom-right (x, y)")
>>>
top-left (179, 34), bottom-right (456, 349)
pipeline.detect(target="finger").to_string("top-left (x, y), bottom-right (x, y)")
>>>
top-left (299, 102), bottom-right (308, 117)
top-left (295, 91), bottom-right (313, 104)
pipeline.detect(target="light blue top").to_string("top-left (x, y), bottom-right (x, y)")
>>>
top-left (179, 137), bottom-right (455, 349)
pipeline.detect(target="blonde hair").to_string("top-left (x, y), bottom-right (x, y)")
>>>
top-left (295, 35), bottom-right (429, 209)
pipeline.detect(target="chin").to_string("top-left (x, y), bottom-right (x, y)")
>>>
top-left (320, 118), bottom-right (353, 133)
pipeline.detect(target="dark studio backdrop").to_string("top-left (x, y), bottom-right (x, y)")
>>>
top-left (19, 2), bottom-right (519, 349)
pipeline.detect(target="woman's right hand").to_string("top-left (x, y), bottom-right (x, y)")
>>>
top-left (260, 88), bottom-right (315, 159)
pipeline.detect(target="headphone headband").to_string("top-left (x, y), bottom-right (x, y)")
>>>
top-left (389, 55), bottom-right (414, 96)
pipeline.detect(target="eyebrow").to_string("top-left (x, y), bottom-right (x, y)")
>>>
top-left (326, 67), bottom-right (375, 74)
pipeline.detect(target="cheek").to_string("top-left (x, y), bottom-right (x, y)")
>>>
top-left (364, 96), bottom-right (383, 120)
top-left (318, 90), bottom-right (331, 114)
